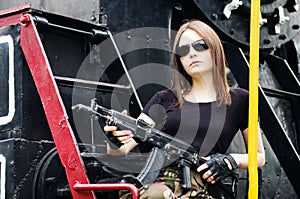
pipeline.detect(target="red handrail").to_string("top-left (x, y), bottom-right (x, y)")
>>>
top-left (74, 183), bottom-right (139, 199)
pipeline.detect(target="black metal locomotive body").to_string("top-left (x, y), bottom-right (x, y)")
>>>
top-left (0, 0), bottom-right (299, 198)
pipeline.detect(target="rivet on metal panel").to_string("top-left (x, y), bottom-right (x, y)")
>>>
top-left (59, 118), bottom-right (67, 129)
top-left (19, 14), bottom-right (31, 27)
top-left (68, 156), bottom-right (77, 170)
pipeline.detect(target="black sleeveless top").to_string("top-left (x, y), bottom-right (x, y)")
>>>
top-left (141, 88), bottom-right (249, 156)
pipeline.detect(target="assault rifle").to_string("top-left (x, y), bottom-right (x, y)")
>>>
top-left (72, 102), bottom-right (207, 189)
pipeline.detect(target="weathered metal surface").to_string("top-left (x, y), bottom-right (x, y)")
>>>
top-left (0, 0), bottom-right (99, 23)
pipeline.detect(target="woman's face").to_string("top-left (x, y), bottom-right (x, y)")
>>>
top-left (178, 29), bottom-right (213, 77)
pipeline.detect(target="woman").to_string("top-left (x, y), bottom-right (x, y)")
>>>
top-left (104, 20), bottom-right (265, 199)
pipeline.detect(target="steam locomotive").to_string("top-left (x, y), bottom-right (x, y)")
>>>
top-left (0, 0), bottom-right (299, 198)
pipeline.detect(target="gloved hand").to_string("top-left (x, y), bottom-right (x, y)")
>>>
top-left (205, 153), bottom-right (238, 182)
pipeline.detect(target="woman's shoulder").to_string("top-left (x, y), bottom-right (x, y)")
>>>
top-left (143, 89), bottom-right (177, 115)
top-left (155, 89), bottom-right (177, 99)
top-left (145, 89), bottom-right (177, 107)
top-left (230, 87), bottom-right (248, 96)
top-left (149, 89), bottom-right (177, 102)
top-left (229, 87), bottom-right (249, 102)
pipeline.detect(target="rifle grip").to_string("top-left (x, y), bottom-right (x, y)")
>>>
top-left (105, 131), bottom-right (124, 149)
top-left (181, 164), bottom-right (192, 189)
top-left (180, 159), bottom-right (192, 189)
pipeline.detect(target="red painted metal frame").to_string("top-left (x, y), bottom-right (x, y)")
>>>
top-left (17, 11), bottom-right (139, 199)
top-left (0, 4), bottom-right (31, 27)
top-left (19, 13), bottom-right (95, 199)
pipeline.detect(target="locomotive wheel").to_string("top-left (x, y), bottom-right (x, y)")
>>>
top-left (32, 148), bottom-right (71, 199)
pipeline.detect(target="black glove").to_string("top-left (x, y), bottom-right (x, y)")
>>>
top-left (205, 153), bottom-right (238, 182)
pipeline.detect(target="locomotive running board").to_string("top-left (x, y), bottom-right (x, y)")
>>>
top-left (18, 12), bottom-right (138, 199)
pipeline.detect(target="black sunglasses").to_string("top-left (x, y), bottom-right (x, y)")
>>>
top-left (176, 39), bottom-right (209, 57)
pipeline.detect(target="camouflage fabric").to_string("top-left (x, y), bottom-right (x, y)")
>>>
top-left (120, 167), bottom-right (214, 199)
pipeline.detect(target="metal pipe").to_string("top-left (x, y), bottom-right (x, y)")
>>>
top-left (248, 0), bottom-right (261, 198)
top-left (262, 87), bottom-right (300, 100)
top-left (33, 15), bottom-right (108, 42)
top-left (54, 76), bottom-right (131, 90)
top-left (106, 30), bottom-right (144, 111)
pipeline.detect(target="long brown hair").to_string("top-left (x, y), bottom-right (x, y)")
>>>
top-left (171, 20), bottom-right (231, 106)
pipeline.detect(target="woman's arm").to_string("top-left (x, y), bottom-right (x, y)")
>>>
top-left (197, 122), bottom-right (265, 184)
top-left (230, 123), bottom-right (265, 169)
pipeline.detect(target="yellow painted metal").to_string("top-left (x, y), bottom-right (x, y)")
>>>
top-left (248, 0), bottom-right (261, 198)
